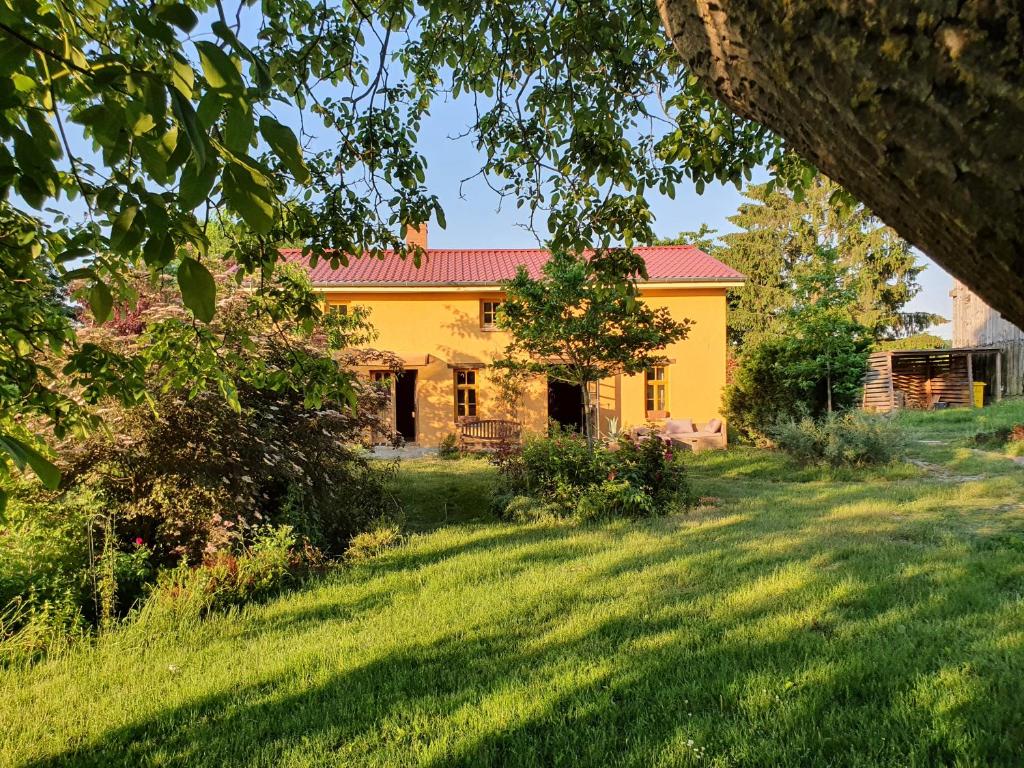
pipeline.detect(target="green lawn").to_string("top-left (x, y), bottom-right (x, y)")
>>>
top-left (3, 403), bottom-right (1024, 767)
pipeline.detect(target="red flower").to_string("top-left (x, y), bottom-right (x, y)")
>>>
top-left (134, 537), bottom-right (144, 546)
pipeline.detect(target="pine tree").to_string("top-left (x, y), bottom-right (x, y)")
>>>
top-left (664, 176), bottom-right (943, 350)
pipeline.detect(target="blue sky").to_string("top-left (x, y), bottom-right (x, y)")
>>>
top-left (416, 97), bottom-right (954, 338)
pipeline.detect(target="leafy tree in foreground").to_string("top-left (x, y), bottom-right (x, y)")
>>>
top-left (661, 175), bottom-right (944, 351)
top-left (494, 250), bottom-right (691, 447)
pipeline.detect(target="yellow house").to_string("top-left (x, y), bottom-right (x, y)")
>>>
top-left (285, 229), bottom-right (743, 446)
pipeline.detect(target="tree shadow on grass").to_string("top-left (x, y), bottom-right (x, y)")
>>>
top-left (21, 474), bottom-right (1024, 767)
top-left (26, 562), bottom-right (1023, 767)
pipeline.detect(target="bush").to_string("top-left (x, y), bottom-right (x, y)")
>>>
top-left (724, 330), bottom-right (869, 443)
top-left (0, 484), bottom-right (93, 662)
top-left (724, 339), bottom-right (807, 442)
top-left (771, 412), bottom-right (905, 467)
top-left (60, 266), bottom-right (401, 562)
top-left (143, 526), bottom-right (312, 619)
top-left (492, 430), bottom-right (691, 520)
top-left (345, 523), bottom-right (404, 562)
top-left (438, 433), bottom-right (460, 460)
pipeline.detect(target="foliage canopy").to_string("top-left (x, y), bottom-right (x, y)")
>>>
top-left (662, 176), bottom-right (943, 350)
top-left (494, 250), bottom-right (690, 445)
top-left (0, 0), bottom-right (799, 486)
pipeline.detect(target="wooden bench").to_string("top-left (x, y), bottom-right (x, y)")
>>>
top-left (458, 419), bottom-right (522, 452)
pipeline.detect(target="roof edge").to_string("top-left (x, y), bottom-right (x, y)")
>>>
top-left (311, 277), bottom-right (746, 290)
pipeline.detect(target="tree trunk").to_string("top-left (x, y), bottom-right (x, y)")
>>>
top-left (580, 382), bottom-right (595, 449)
top-left (826, 367), bottom-right (833, 414)
top-left (657, 0), bottom-right (1024, 328)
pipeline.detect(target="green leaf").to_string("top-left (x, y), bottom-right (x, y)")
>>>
top-left (177, 256), bottom-right (217, 322)
top-left (110, 204), bottom-right (145, 253)
top-left (143, 233), bottom-right (174, 268)
top-left (169, 88), bottom-right (206, 169)
top-left (62, 267), bottom-right (96, 281)
top-left (157, 3), bottom-right (198, 32)
top-left (89, 280), bottom-right (113, 322)
top-left (222, 162), bottom-right (275, 234)
top-left (259, 116), bottom-right (309, 184)
top-left (56, 246), bottom-right (91, 262)
top-left (11, 73), bottom-right (34, 92)
top-left (169, 54), bottom-right (194, 98)
top-left (195, 41), bottom-right (243, 93)
top-left (179, 157), bottom-right (219, 209)
top-left (224, 103), bottom-right (253, 153)
top-left (0, 433), bottom-right (61, 489)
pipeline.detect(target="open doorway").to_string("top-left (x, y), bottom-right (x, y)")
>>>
top-left (547, 379), bottom-right (584, 432)
top-left (394, 370), bottom-right (417, 442)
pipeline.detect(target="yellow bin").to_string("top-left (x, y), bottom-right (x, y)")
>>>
top-left (973, 381), bottom-right (986, 407)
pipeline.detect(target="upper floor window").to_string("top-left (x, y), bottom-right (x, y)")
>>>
top-left (645, 366), bottom-right (668, 413)
top-left (454, 369), bottom-right (478, 419)
top-left (326, 300), bottom-right (348, 316)
top-left (480, 300), bottom-right (502, 330)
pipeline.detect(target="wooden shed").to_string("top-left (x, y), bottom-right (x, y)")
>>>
top-left (951, 279), bottom-right (1024, 397)
top-left (862, 348), bottom-right (1002, 412)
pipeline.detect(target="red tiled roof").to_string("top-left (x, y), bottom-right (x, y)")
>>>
top-left (281, 245), bottom-right (744, 286)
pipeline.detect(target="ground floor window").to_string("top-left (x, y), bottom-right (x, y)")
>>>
top-left (645, 365), bottom-right (668, 413)
top-left (454, 369), bottom-right (478, 419)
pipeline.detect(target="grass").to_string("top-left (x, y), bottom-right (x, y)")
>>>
top-left (390, 455), bottom-right (496, 531)
top-left (2, 403), bottom-right (1023, 767)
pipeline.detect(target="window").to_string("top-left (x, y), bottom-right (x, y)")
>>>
top-left (480, 300), bottom-right (501, 329)
top-left (325, 300), bottom-right (348, 316)
top-left (645, 366), bottom-right (668, 413)
top-left (454, 369), bottom-right (478, 419)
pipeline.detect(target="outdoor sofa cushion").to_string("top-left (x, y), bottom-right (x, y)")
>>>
top-left (661, 419), bottom-right (695, 435)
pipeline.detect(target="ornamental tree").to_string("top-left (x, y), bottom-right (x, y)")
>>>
top-left (724, 249), bottom-right (872, 439)
top-left (494, 250), bottom-right (691, 447)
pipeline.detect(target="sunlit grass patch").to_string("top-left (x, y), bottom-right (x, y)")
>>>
top-left (1, 404), bottom-right (1023, 766)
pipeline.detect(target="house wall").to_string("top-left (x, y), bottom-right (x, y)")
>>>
top-left (321, 286), bottom-right (730, 446)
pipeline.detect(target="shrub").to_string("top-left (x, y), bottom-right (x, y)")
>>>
top-left (725, 323), bottom-right (869, 443)
top-left (60, 266), bottom-right (400, 562)
top-left (492, 431), bottom-right (690, 520)
top-left (0, 483), bottom-right (93, 661)
top-left (144, 526), bottom-right (311, 619)
top-left (438, 433), bottom-right (460, 460)
top-left (723, 340), bottom-right (808, 442)
top-left (345, 523), bottom-right (404, 562)
top-left (771, 412), bottom-right (905, 467)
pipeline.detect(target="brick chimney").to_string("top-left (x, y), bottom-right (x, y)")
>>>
top-left (406, 223), bottom-right (428, 250)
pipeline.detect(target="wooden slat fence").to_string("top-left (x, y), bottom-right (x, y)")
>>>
top-left (863, 350), bottom-right (973, 411)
